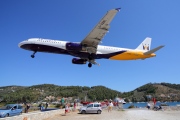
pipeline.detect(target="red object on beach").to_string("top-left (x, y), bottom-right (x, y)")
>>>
top-left (152, 98), bottom-right (156, 105)
top-left (81, 101), bottom-right (92, 105)
top-left (101, 101), bottom-right (109, 106)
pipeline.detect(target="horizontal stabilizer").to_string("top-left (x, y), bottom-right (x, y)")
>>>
top-left (143, 45), bottom-right (164, 55)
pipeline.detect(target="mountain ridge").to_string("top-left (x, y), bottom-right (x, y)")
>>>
top-left (0, 83), bottom-right (180, 103)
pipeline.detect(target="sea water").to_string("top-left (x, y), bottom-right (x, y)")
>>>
top-left (123, 101), bottom-right (180, 109)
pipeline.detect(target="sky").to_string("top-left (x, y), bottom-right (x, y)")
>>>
top-left (1, 0), bottom-right (180, 92)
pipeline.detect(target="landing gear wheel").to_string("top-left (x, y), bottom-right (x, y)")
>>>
top-left (88, 63), bottom-right (92, 68)
top-left (31, 55), bottom-right (35, 58)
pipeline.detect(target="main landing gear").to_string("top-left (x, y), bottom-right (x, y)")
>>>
top-left (88, 53), bottom-right (93, 68)
top-left (31, 51), bottom-right (37, 58)
top-left (88, 63), bottom-right (92, 68)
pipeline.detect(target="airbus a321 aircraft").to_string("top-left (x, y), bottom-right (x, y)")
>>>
top-left (18, 8), bottom-right (164, 68)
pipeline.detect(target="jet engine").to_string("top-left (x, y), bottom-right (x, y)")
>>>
top-left (66, 42), bottom-right (82, 51)
top-left (72, 58), bottom-right (87, 64)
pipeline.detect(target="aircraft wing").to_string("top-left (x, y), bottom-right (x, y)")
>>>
top-left (81, 8), bottom-right (120, 54)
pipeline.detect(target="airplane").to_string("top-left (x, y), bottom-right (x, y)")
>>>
top-left (18, 8), bottom-right (164, 68)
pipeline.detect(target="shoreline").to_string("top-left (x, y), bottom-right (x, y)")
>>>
top-left (122, 106), bottom-right (180, 111)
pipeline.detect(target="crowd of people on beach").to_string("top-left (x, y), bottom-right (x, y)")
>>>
top-left (22, 97), bottom-right (171, 117)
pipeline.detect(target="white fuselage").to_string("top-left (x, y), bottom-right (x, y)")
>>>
top-left (19, 38), bottom-right (155, 61)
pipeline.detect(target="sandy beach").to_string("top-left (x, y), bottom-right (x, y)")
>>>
top-left (44, 107), bottom-right (180, 120)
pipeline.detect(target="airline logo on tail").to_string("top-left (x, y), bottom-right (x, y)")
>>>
top-left (143, 44), bottom-right (150, 51)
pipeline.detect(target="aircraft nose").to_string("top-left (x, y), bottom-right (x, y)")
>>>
top-left (18, 41), bottom-right (26, 48)
top-left (18, 41), bottom-right (23, 48)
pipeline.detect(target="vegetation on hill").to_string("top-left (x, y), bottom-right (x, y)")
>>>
top-left (0, 84), bottom-right (121, 103)
top-left (0, 83), bottom-right (180, 104)
top-left (122, 83), bottom-right (180, 102)
top-left (160, 83), bottom-right (180, 90)
top-left (88, 86), bottom-right (121, 101)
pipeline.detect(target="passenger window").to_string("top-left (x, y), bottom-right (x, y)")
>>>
top-left (87, 104), bottom-right (93, 108)
top-left (94, 104), bottom-right (100, 107)
top-left (12, 106), bottom-right (17, 110)
top-left (18, 105), bottom-right (22, 109)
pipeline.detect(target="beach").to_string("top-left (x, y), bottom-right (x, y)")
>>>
top-left (44, 107), bottom-right (180, 120)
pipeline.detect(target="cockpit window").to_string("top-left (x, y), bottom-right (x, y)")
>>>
top-left (27, 38), bottom-right (39, 41)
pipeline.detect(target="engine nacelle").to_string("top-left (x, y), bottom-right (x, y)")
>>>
top-left (66, 42), bottom-right (82, 51)
top-left (72, 58), bottom-right (87, 64)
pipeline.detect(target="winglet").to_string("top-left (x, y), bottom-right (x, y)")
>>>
top-left (144, 45), bottom-right (164, 55)
top-left (115, 8), bottom-right (121, 11)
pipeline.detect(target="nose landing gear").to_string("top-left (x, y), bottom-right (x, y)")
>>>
top-left (31, 51), bottom-right (37, 58)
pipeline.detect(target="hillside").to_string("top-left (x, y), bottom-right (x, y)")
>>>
top-left (0, 84), bottom-right (121, 103)
top-left (122, 83), bottom-right (180, 102)
top-left (0, 83), bottom-right (179, 103)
